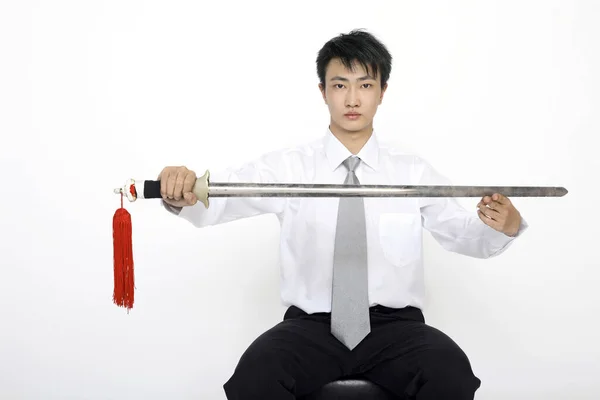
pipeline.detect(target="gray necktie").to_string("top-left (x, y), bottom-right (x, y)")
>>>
top-left (331, 155), bottom-right (370, 350)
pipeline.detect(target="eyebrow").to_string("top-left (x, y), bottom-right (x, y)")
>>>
top-left (329, 75), bottom-right (376, 82)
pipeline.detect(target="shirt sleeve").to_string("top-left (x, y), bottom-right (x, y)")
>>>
top-left (415, 157), bottom-right (528, 259)
top-left (164, 150), bottom-right (288, 228)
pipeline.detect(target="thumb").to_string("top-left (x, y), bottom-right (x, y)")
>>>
top-left (184, 192), bottom-right (197, 205)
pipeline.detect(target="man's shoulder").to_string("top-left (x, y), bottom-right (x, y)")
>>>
top-left (262, 136), bottom-right (325, 159)
top-left (376, 138), bottom-right (428, 165)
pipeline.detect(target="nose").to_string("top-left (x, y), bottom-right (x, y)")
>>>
top-left (345, 87), bottom-right (360, 108)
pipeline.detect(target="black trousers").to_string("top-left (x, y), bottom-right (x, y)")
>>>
top-left (223, 305), bottom-right (481, 399)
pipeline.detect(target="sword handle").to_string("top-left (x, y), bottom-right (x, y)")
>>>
top-left (113, 170), bottom-right (211, 208)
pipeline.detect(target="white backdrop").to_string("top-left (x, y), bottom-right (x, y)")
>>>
top-left (1, 1), bottom-right (599, 399)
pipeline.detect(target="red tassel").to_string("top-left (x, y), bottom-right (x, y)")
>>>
top-left (113, 193), bottom-right (134, 311)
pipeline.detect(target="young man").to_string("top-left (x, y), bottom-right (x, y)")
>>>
top-left (160, 29), bottom-right (526, 400)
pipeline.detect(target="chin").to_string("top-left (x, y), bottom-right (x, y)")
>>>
top-left (331, 116), bottom-right (372, 134)
top-left (339, 121), bottom-right (370, 133)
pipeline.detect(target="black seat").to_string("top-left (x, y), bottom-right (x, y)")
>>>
top-left (299, 378), bottom-right (397, 400)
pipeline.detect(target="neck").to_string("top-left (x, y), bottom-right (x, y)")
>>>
top-left (329, 124), bottom-right (373, 155)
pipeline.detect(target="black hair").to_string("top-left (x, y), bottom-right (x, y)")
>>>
top-left (316, 29), bottom-right (392, 89)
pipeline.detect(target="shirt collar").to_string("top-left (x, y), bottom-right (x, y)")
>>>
top-left (323, 128), bottom-right (380, 171)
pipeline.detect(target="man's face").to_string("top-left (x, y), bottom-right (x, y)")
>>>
top-left (319, 58), bottom-right (387, 137)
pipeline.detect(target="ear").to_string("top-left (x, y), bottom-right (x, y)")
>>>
top-left (379, 83), bottom-right (388, 104)
top-left (318, 83), bottom-right (327, 104)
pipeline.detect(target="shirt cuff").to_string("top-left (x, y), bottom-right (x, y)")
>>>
top-left (484, 216), bottom-right (529, 254)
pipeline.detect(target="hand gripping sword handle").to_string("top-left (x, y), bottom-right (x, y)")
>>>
top-left (113, 170), bottom-right (211, 208)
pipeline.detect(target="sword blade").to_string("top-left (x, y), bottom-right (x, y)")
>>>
top-left (208, 182), bottom-right (568, 198)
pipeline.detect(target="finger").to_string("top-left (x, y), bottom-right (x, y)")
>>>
top-left (478, 209), bottom-right (502, 230)
top-left (478, 199), bottom-right (500, 211)
top-left (183, 171), bottom-right (196, 194)
top-left (173, 169), bottom-right (186, 201)
top-left (160, 169), bottom-right (172, 199)
top-left (166, 169), bottom-right (177, 199)
top-left (477, 202), bottom-right (502, 221)
top-left (183, 172), bottom-right (196, 203)
top-left (183, 192), bottom-right (197, 205)
top-left (482, 195), bottom-right (500, 206)
top-left (485, 200), bottom-right (506, 212)
top-left (492, 193), bottom-right (511, 205)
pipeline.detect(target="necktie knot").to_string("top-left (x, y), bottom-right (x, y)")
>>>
top-left (343, 156), bottom-right (361, 173)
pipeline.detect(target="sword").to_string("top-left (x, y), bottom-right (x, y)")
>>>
top-left (113, 170), bottom-right (568, 208)
top-left (110, 169), bottom-right (568, 310)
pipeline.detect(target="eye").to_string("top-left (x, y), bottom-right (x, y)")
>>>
top-left (362, 83), bottom-right (373, 89)
top-left (334, 84), bottom-right (345, 89)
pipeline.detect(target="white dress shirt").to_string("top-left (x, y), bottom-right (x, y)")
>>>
top-left (165, 129), bottom-right (528, 314)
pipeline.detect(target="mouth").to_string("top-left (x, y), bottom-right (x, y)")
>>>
top-left (344, 112), bottom-right (361, 120)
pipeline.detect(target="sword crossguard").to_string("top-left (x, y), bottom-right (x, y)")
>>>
top-left (191, 170), bottom-right (210, 208)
